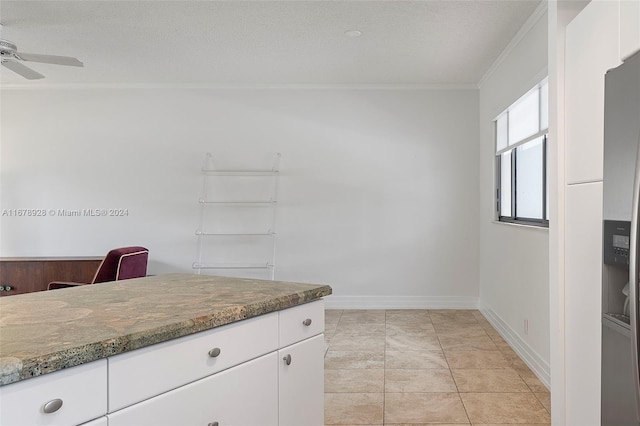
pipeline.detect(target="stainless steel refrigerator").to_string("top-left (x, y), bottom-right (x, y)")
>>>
top-left (602, 49), bottom-right (640, 425)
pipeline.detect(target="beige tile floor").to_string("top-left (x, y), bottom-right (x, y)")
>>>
top-left (324, 309), bottom-right (551, 425)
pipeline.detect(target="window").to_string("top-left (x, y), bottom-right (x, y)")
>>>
top-left (495, 78), bottom-right (549, 227)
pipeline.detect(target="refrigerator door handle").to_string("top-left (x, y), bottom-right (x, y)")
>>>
top-left (629, 129), bottom-right (640, 422)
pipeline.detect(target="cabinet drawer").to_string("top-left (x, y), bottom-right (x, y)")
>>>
top-left (109, 312), bottom-right (278, 412)
top-left (108, 352), bottom-right (278, 426)
top-left (279, 299), bottom-right (324, 348)
top-left (0, 359), bottom-right (107, 426)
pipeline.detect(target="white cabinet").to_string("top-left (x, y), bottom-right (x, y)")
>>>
top-left (564, 182), bottom-right (603, 425)
top-left (108, 353), bottom-right (278, 426)
top-left (0, 299), bottom-right (326, 426)
top-left (0, 360), bottom-right (107, 426)
top-left (565, 0), bottom-right (621, 184)
top-left (108, 301), bottom-right (325, 426)
top-left (279, 300), bottom-right (325, 348)
top-left (620, 0), bottom-right (640, 60)
top-left (79, 418), bottom-right (107, 426)
top-left (278, 301), bottom-right (325, 425)
top-left (108, 312), bottom-right (278, 411)
top-left (279, 335), bottom-right (325, 426)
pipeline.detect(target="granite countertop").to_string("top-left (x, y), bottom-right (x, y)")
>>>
top-left (0, 273), bottom-right (332, 386)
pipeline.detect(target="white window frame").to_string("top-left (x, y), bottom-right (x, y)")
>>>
top-left (495, 78), bottom-right (549, 227)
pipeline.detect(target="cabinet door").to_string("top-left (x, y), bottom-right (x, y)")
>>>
top-left (565, 182), bottom-right (603, 425)
top-left (620, 0), bottom-right (640, 60)
top-left (0, 258), bottom-right (102, 296)
top-left (108, 352), bottom-right (278, 426)
top-left (0, 261), bottom-right (44, 295)
top-left (43, 259), bottom-right (101, 286)
top-left (279, 334), bottom-right (324, 426)
top-left (565, 0), bottom-right (621, 184)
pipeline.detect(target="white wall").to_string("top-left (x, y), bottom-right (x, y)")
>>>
top-left (478, 9), bottom-right (550, 385)
top-left (0, 88), bottom-right (480, 307)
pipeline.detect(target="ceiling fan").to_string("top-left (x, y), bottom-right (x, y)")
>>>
top-left (0, 38), bottom-right (83, 80)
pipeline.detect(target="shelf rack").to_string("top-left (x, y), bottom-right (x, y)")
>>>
top-left (194, 153), bottom-right (280, 280)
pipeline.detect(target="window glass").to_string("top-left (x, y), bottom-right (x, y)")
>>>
top-left (516, 137), bottom-right (544, 219)
top-left (496, 113), bottom-right (508, 151)
top-left (501, 151), bottom-right (512, 217)
top-left (494, 77), bottom-right (548, 227)
top-left (508, 89), bottom-right (539, 144)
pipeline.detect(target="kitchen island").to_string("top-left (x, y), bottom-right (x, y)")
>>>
top-left (0, 273), bottom-right (332, 426)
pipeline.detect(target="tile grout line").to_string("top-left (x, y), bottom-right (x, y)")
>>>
top-left (444, 314), bottom-right (474, 426)
top-left (324, 309), bottom-right (550, 425)
top-left (383, 309), bottom-right (387, 425)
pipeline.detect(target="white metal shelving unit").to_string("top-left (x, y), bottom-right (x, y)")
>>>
top-left (193, 153), bottom-right (280, 280)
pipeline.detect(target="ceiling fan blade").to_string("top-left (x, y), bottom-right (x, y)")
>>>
top-left (1, 60), bottom-right (45, 80)
top-left (16, 52), bottom-right (83, 67)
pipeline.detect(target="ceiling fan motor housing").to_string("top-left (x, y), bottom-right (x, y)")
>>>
top-left (0, 39), bottom-right (18, 57)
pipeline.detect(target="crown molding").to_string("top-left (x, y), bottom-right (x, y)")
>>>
top-left (0, 82), bottom-right (478, 91)
top-left (477, 0), bottom-right (549, 89)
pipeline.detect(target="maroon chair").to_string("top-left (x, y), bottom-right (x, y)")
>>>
top-left (48, 246), bottom-right (149, 290)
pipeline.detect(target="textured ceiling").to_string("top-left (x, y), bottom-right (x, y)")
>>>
top-left (0, 0), bottom-right (542, 87)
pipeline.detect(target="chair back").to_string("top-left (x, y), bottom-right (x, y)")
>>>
top-left (93, 246), bottom-right (149, 283)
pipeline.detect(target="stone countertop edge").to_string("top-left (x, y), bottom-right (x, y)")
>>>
top-left (0, 285), bottom-right (332, 387)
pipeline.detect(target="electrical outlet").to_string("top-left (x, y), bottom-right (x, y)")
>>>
top-left (524, 319), bottom-right (529, 335)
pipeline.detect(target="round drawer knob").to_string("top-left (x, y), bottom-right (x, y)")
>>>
top-left (208, 347), bottom-right (221, 358)
top-left (283, 354), bottom-right (292, 366)
top-left (43, 398), bottom-right (63, 414)
top-left (5, 286), bottom-right (11, 291)
top-left (0, 286), bottom-right (4, 292)
top-left (302, 318), bottom-right (312, 326)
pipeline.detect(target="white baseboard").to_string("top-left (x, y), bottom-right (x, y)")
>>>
top-left (324, 295), bottom-right (479, 310)
top-left (480, 304), bottom-right (550, 390)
